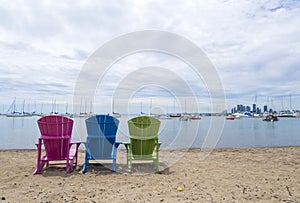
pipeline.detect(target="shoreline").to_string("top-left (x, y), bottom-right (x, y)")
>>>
top-left (1, 146), bottom-right (299, 202)
top-left (1, 144), bottom-right (299, 151)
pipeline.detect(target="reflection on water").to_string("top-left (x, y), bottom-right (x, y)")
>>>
top-left (0, 116), bottom-right (299, 149)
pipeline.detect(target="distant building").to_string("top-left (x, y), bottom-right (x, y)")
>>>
top-left (263, 105), bottom-right (268, 112)
top-left (256, 107), bottom-right (261, 114)
top-left (246, 106), bottom-right (251, 112)
top-left (238, 104), bottom-right (246, 112)
top-left (252, 104), bottom-right (256, 113)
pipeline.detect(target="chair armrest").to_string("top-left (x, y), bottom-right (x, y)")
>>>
top-left (39, 136), bottom-right (70, 140)
top-left (35, 138), bottom-right (43, 148)
top-left (156, 142), bottom-right (162, 151)
top-left (69, 142), bottom-right (81, 153)
top-left (70, 141), bottom-right (82, 145)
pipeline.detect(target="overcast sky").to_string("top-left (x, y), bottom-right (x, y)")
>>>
top-left (1, 0), bottom-right (300, 114)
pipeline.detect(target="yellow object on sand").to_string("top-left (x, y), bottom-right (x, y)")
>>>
top-left (177, 187), bottom-right (183, 191)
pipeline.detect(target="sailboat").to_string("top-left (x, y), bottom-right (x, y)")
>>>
top-left (6, 97), bottom-right (21, 117)
top-left (140, 101), bottom-right (146, 116)
top-left (21, 100), bottom-right (33, 117)
top-left (6, 97), bottom-right (32, 117)
top-left (148, 98), bottom-right (158, 117)
top-left (179, 100), bottom-right (190, 121)
top-left (292, 110), bottom-right (300, 117)
top-left (112, 99), bottom-right (121, 118)
top-left (262, 114), bottom-right (278, 122)
top-left (35, 103), bottom-right (44, 117)
top-left (169, 99), bottom-right (180, 118)
top-left (78, 99), bottom-right (91, 117)
top-left (60, 102), bottom-right (71, 117)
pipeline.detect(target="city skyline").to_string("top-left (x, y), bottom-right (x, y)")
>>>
top-left (3, 93), bottom-right (300, 115)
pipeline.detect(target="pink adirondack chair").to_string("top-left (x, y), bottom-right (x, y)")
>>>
top-left (34, 115), bottom-right (81, 174)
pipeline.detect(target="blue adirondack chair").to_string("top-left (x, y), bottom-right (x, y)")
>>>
top-left (82, 115), bottom-right (120, 173)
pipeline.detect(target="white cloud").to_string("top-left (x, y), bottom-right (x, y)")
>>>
top-left (0, 0), bottom-right (300, 113)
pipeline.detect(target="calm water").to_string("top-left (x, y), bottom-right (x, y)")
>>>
top-left (0, 115), bottom-right (299, 149)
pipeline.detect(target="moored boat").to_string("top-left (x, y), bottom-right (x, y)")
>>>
top-left (112, 112), bottom-right (121, 118)
top-left (179, 115), bottom-right (190, 121)
top-left (169, 113), bottom-right (181, 118)
top-left (159, 115), bottom-right (172, 119)
top-left (262, 114), bottom-right (278, 122)
top-left (189, 114), bottom-right (201, 120)
top-left (226, 115), bottom-right (235, 120)
top-left (292, 110), bottom-right (300, 117)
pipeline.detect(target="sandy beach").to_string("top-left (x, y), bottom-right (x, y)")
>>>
top-left (0, 147), bottom-right (299, 202)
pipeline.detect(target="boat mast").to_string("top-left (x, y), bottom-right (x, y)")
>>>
top-left (173, 99), bottom-right (175, 114)
top-left (89, 100), bottom-right (93, 114)
top-left (80, 98), bottom-right (83, 114)
top-left (22, 99), bottom-right (25, 114)
top-left (33, 101), bottom-right (37, 114)
top-left (140, 101), bottom-right (143, 114)
top-left (7, 97), bottom-right (17, 114)
top-left (56, 102), bottom-right (59, 114)
top-left (65, 102), bottom-right (68, 114)
top-left (51, 99), bottom-right (55, 114)
top-left (149, 98), bottom-right (152, 115)
top-left (84, 99), bottom-right (87, 114)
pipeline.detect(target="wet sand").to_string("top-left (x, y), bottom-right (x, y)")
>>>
top-left (0, 147), bottom-right (299, 202)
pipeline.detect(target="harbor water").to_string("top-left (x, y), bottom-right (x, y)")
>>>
top-left (0, 116), bottom-right (299, 150)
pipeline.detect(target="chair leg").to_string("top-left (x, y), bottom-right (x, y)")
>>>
top-left (35, 160), bottom-right (46, 174)
top-left (34, 161), bottom-right (42, 174)
top-left (35, 159), bottom-right (41, 174)
top-left (72, 153), bottom-right (78, 168)
top-left (66, 158), bottom-right (72, 173)
top-left (82, 162), bottom-right (88, 174)
top-left (74, 142), bottom-right (80, 168)
top-left (66, 164), bottom-right (71, 173)
top-left (82, 153), bottom-right (89, 174)
top-left (34, 143), bottom-right (43, 174)
top-left (128, 157), bottom-right (132, 172)
top-left (155, 146), bottom-right (160, 172)
top-left (155, 160), bottom-right (160, 172)
top-left (112, 144), bottom-right (118, 172)
top-left (112, 158), bottom-right (116, 172)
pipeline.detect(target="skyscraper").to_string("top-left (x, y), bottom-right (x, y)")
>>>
top-left (246, 106), bottom-right (251, 112)
top-left (263, 105), bottom-right (268, 112)
top-left (252, 104), bottom-right (256, 113)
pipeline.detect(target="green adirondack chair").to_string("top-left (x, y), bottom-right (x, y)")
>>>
top-left (123, 116), bottom-right (162, 172)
